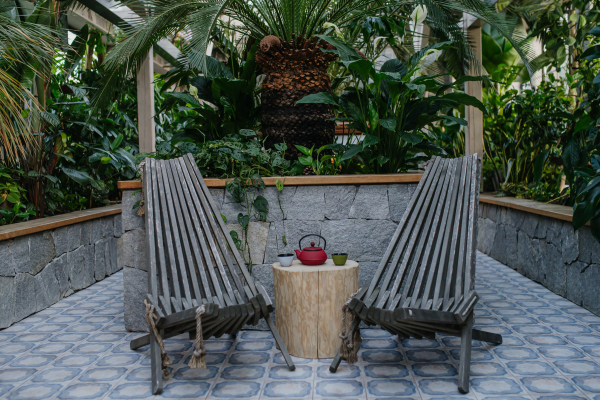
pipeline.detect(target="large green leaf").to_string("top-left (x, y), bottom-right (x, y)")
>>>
top-left (573, 185), bottom-right (600, 230)
top-left (562, 140), bottom-right (581, 179)
top-left (315, 35), bottom-right (363, 61)
top-left (533, 149), bottom-right (549, 184)
top-left (65, 24), bottom-right (89, 78)
top-left (581, 45), bottom-right (600, 61)
top-left (441, 93), bottom-right (486, 113)
top-left (62, 168), bottom-right (101, 190)
top-left (296, 92), bottom-right (337, 106)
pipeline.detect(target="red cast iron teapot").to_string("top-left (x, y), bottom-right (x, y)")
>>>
top-left (295, 234), bottom-right (327, 265)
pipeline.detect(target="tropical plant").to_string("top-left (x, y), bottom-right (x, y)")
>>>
top-left (483, 75), bottom-right (574, 192)
top-left (159, 52), bottom-right (262, 142)
top-left (297, 39), bottom-right (485, 173)
top-left (568, 26), bottom-right (600, 241)
top-left (0, 0), bottom-right (59, 164)
top-left (94, 0), bottom-right (536, 160)
top-left (294, 144), bottom-right (342, 175)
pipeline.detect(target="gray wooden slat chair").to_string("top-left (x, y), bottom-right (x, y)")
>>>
top-left (129, 154), bottom-right (295, 394)
top-left (329, 154), bottom-right (502, 394)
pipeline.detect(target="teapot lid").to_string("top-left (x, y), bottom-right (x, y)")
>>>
top-left (303, 242), bottom-right (323, 251)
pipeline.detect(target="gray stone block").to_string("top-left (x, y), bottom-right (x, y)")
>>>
top-left (123, 266), bottom-right (149, 332)
top-left (388, 184), bottom-right (417, 222)
top-left (118, 229), bottom-right (147, 271)
top-left (354, 219), bottom-right (398, 261)
top-left (95, 239), bottom-right (107, 281)
top-left (103, 217), bottom-right (114, 239)
top-left (91, 218), bottom-right (104, 244)
top-left (11, 236), bottom-right (30, 274)
top-left (486, 205), bottom-right (498, 223)
top-left (67, 246), bottom-right (87, 290)
top-left (264, 222), bottom-right (284, 264)
top-left (29, 231), bottom-right (55, 275)
top-left (114, 215), bottom-right (123, 238)
top-left (578, 226), bottom-right (600, 265)
top-left (209, 188), bottom-right (225, 213)
top-left (53, 253), bottom-right (69, 297)
top-left (543, 243), bottom-right (566, 297)
top-left (477, 218), bottom-right (496, 255)
top-left (324, 185), bottom-right (356, 220)
top-left (263, 186), bottom-right (296, 222)
top-left (561, 224), bottom-right (579, 265)
top-left (489, 225), bottom-right (507, 266)
top-left (546, 219), bottom-right (564, 247)
top-left (220, 201), bottom-right (248, 225)
top-left (35, 263), bottom-right (60, 312)
top-left (81, 221), bottom-right (92, 246)
top-left (350, 185), bottom-right (390, 220)
top-left (285, 186), bottom-right (326, 220)
top-left (517, 232), bottom-right (541, 282)
top-left (566, 261), bottom-right (586, 306)
top-left (533, 217), bottom-right (548, 239)
top-left (0, 276), bottom-right (15, 328)
top-left (582, 264), bottom-right (600, 315)
top-left (0, 240), bottom-right (15, 276)
top-left (507, 209), bottom-right (525, 231)
top-left (53, 226), bottom-right (68, 256)
top-left (108, 237), bottom-right (119, 275)
top-left (67, 224), bottom-right (82, 252)
top-left (358, 261), bottom-right (379, 290)
top-left (521, 213), bottom-right (539, 238)
top-left (226, 222), bottom-right (270, 265)
top-left (14, 273), bottom-right (37, 322)
top-left (122, 190), bottom-right (145, 231)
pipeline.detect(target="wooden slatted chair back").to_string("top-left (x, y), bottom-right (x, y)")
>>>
top-left (142, 154), bottom-right (258, 315)
top-left (365, 155), bottom-right (481, 314)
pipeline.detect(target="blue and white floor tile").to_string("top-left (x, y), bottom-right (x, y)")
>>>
top-left (1, 252), bottom-right (600, 399)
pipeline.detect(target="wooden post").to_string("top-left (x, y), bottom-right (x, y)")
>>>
top-left (137, 48), bottom-right (155, 153)
top-left (464, 20), bottom-right (483, 159)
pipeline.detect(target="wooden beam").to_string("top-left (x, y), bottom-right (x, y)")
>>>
top-left (137, 48), bottom-right (155, 153)
top-left (0, 204), bottom-right (122, 241)
top-left (464, 21), bottom-right (483, 159)
top-left (118, 173), bottom-right (424, 190)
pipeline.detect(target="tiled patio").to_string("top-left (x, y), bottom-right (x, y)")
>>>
top-left (0, 252), bottom-right (599, 400)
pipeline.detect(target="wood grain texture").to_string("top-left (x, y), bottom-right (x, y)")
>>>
top-left (479, 193), bottom-right (584, 224)
top-left (119, 173), bottom-right (423, 190)
top-left (273, 260), bottom-right (358, 358)
top-left (0, 204), bottom-right (122, 241)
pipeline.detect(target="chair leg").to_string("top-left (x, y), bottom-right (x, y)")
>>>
top-left (130, 334), bottom-right (150, 350)
top-left (329, 347), bottom-right (343, 373)
top-left (150, 330), bottom-right (164, 395)
top-left (458, 313), bottom-right (474, 394)
top-left (264, 314), bottom-right (295, 371)
top-left (472, 329), bottom-right (502, 345)
top-left (329, 319), bottom-right (360, 373)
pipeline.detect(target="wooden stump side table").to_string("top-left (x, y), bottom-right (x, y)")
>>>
top-left (272, 259), bottom-right (359, 358)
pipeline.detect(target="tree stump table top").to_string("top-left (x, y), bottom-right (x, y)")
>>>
top-left (272, 259), bottom-right (359, 358)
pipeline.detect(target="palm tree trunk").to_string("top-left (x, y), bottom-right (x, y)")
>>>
top-left (257, 35), bottom-right (337, 159)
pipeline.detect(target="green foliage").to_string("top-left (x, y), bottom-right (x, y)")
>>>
top-left (569, 27), bottom-right (600, 241)
top-left (0, 168), bottom-right (35, 225)
top-left (293, 144), bottom-right (342, 175)
top-left (482, 76), bottom-right (574, 194)
top-left (298, 38), bottom-right (484, 173)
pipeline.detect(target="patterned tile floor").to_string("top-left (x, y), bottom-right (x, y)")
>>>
top-left (1, 251), bottom-right (600, 399)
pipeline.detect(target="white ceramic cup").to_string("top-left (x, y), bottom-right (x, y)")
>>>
top-left (277, 253), bottom-right (295, 267)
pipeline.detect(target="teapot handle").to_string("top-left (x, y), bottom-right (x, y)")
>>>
top-left (299, 234), bottom-right (326, 250)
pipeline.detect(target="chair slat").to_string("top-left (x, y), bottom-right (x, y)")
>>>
top-left (184, 154), bottom-right (258, 296)
top-left (172, 159), bottom-right (225, 304)
top-left (178, 158), bottom-right (239, 301)
top-left (156, 160), bottom-right (181, 305)
top-left (453, 155), bottom-right (473, 308)
top-left (366, 155), bottom-right (440, 300)
top-left (420, 159), bottom-right (459, 309)
top-left (463, 155), bottom-right (480, 297)
top-left (143, 160), bottom-right (159, 300)
top-left (165, 161), bottom-right (210, 300)
top-left (159, 161), bottom-right (192, 304)
top-left (442, 157), bottom-right (469, 310)
top-left (386, 158), bottom-right (447, 309)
